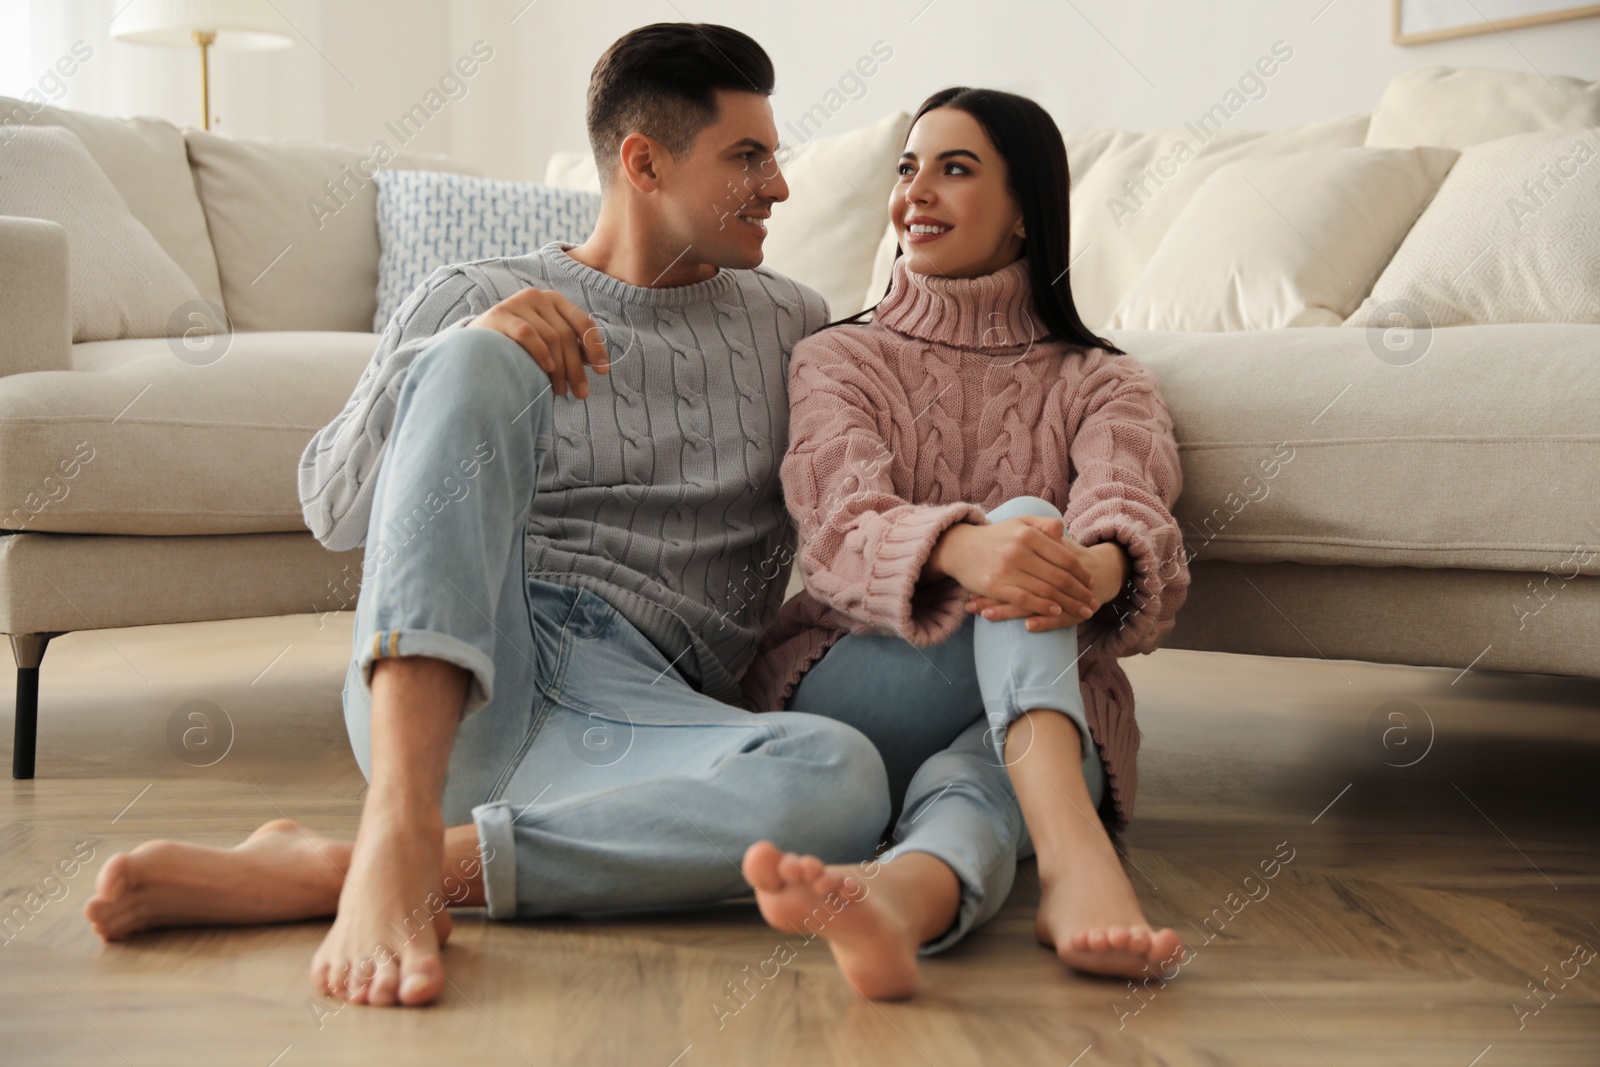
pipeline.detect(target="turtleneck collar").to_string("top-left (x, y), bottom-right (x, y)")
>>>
top-left (870, 253), bottom-right (1041, 351)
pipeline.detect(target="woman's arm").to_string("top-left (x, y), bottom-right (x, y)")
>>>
top-left (1061, 353), bottom-right (1190, 657)
top-left (782, 337), bottom-right (992, 647)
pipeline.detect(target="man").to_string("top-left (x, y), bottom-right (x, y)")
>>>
top-left (83, 23), bottom-right (890, 1008)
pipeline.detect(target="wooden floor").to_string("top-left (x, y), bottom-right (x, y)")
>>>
top-left (2, 612), bottom-right (1597, 1066)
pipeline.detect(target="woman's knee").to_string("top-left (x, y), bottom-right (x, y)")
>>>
top-left (985, 494), bottom-right (1061, 523)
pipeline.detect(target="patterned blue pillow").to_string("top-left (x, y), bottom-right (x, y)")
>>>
top-left (373, 169), bottom-right (602, 331)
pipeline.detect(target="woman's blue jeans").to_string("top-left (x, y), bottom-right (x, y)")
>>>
top-left (786, 495), bottom-right (1106, 955)
top-left (340, 326), bottom-right (892, 920)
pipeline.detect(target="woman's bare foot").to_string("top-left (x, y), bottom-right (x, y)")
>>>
top-left (310, 807), bottom-right (450, 1008)
top-left (84, 819), bottom-right (355, 941)
top-left (1034, 842), bottom-right (1183, 979)
top-left (743, 840), bottom-right (958, 1000)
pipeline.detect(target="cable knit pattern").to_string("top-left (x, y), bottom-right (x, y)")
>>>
top-left (741, 254), bottom-right (1189, 828)
top-left (299, 241), bottom-right (829, 706)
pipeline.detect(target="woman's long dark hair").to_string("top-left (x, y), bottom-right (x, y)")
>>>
top-left (825, 86), bottom-right (1123, 355)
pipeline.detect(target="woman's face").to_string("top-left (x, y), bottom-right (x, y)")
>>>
top-left (891, 107), bottom-right (1026, 279)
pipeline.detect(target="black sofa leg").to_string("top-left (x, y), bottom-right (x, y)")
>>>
top-left (11, 633), bottom-right (60, 780)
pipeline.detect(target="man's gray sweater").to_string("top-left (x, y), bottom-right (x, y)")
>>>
top-left (298, 241), bottom-right (829, 705)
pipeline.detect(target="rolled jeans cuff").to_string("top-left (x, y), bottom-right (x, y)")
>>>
top-left (471, 800), bottom-right (519, 920)
top-left (982, 685), bottom-right (1093, 767)
top-left (358, 627), bottom-right (497, 718)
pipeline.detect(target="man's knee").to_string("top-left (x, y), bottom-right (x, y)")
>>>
top-left (784, 716), bottom-right (891, 858)
top-left (413, 325), bottom-right (553, 414)
top-left (985, 494), bottom-right (1061, 523)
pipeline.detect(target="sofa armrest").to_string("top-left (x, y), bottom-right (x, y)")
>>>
top-left (0, 216), bottom-right (72, 377)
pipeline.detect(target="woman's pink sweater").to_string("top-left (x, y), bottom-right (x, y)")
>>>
top-left (740, 253), bottom-right (1190, 829)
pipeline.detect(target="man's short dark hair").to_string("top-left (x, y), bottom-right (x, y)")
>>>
top-left (586, 23), bottom-right (775, 189)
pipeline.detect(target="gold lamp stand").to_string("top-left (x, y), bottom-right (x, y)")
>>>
top-left (195, 29), bottom-right (217, 129)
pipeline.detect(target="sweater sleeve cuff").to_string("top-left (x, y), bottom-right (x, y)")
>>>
top-left (860, 502), bottom-right (991, 646)
top-left (1070, 510), bottom-right (1188, 658)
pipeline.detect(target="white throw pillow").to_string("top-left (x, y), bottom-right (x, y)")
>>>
top-left (372, 171), bottom-right (601, 330)
top-left (0, 125), bottom-right (203, 342)
top-left (1365, 66), bottom-right (1600, 151)
top-left (1066, 114), bottom-right (1371, 332)
top-left (1108, 145), bottom-right (1458, 331)
top-left (543, 111), bottom-right (910, 319)
top-left (1345, 130), bottom-right (1600, 328)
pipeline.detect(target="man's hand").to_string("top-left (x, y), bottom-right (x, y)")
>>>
top-left (965, 541), bottom-right (1130, 632)
top-left (467, 288), bottom-right (610, 399)
top-left (925, 516), bottom-right (1098, 620)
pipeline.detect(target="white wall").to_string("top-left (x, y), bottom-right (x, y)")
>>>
top-left (9, 0), bottom-right (1599, 179)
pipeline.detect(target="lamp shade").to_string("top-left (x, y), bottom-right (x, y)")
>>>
top-left (111, 0), bottom-right (294, 50)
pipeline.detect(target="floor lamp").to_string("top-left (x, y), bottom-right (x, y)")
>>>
top-left (111, 0), bottom-right (293, 130)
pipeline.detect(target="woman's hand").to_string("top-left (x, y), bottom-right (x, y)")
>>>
top-left (925, 516), bottom-right (1098, 620)
top-left (965, 541), bottom-right (1130, 632)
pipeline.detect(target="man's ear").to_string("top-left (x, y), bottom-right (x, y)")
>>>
top-left (617, 131), bottom-right (662, 192)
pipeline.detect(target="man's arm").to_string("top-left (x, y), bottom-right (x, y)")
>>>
top-left (298, 268), bottom-right (488, 551)
top-left (298, 268), bottom-right (610, 552)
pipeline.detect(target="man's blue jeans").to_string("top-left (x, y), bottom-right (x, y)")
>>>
top-left (786, 495), bottom-right (1106, 955)
top-left (340, 326), bottom-right (892, 919)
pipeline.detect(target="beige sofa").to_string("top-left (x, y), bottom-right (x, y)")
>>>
top-left (3, 65), bottom-right (1597, 779)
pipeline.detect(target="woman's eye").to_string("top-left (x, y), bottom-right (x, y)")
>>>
top-left (946, 163), bottom-right (970, 175)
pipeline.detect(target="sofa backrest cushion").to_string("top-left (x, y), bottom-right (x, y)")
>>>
top-left (1345, 129), bottom-right (1600, 328)
top-left (0, 126), bottom-right (203, 342)
top-left (372, 170), bottom-right (601, 331)
top-left (0, 95), bottom-right (225, 307)
top-left (1065, 113), bottom-right (1371, 333)
top-left (1365, 66), bottom-right (1600, 151)
top-left (1109, 145), bottom-right (1459, 331)
top-left (185, 130), bottom-right (480, 332)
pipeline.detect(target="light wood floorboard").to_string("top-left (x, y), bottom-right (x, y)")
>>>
top-left (2, 613), bottom-right (1596, 1065)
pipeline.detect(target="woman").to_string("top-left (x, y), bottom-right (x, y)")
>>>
top-left (738, 87), bottom-right (1191, 999)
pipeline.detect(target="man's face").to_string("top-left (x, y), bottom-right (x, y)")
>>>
top-left (655, 89), bottom-right (790, 270)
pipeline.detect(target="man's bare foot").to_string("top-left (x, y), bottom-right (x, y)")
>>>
top-left (743, 840), bottom-right (939, 1000)
top-left (85, 819), bottom-right (355, 941)
top-left (1034, 841), bottom-right (1183, 979)
top-left (310, 807), bottom-right (450, 1008)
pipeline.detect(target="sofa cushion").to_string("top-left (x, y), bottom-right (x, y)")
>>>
top-left (544, 110), bottom-right (912, 319)
top-left (1066, 114), bottom-right (1371, 332)
top-left (185, 131), bottom-right (481, 332)
top-left (372, 170), bottom-right (601, 330)
top-left (0, 127), bottom-right (204, 342)
top-left (1365, 66), bottom-right (1600, 150)
top-left (0, 95), bottom-right (225, 307)
top-left (1345, 130), bottom-right (1600, 328)
top-left (1112, 322), bottom-right (1600, 578)
top-left (1109, 145), bottom-right (1458, 331)
top-left (0, 332), bottom-right (375, 535)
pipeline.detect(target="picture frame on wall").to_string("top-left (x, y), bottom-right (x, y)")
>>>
top-left (1393, 0), bottom-right (1600, 44)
